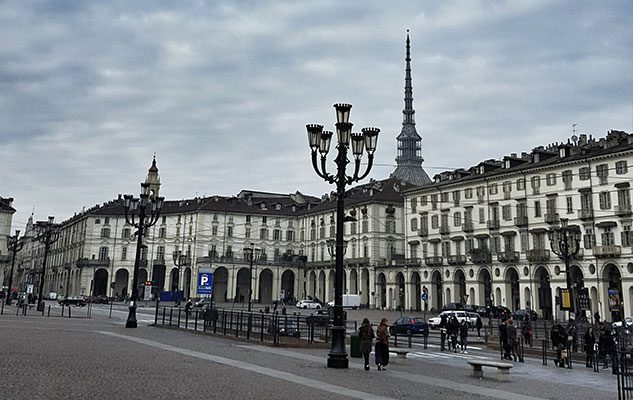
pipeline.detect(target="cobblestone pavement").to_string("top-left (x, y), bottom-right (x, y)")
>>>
top-left (0, 306), bottom-right (617, 400)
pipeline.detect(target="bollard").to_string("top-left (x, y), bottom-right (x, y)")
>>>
top-left (194, 310), bottom-right (198, 331)
top-left (567, 346), bottom-right (572, 369)
top-left (500, 336), bottom-right (504, 360)
top-left (519, 337), bottom-right (525, 363)
top-left (68, 306), bottom-right (72, 318)
top-left (185, 310), bottom-right (189, 330)
top-left (408, 329), bottom-right (413, 348)
top-left (154, 301), bottom-right (160, 325)
top-left (162, 307), bottom-right (166, 325)
top-left (1, 300), bottom-right (4, 315)
top-left (246, 313), bottom-right (251, 340)
top-left (47, 305), bottom-right (51, 317)
top-left (394, 330), bottom-right (398, 347)
top-left (423, 333), bottom-right (428, 350)
top-left (169, 307), bottom-right (173, 326)
top-left (61, 304), bottom-right (65, 317)
top-left (260, 312), bottom-right (264, 341)
top-left (178, 308), bottom-right (182, 327)
top-left (542, 339), bottom-right (547, 366)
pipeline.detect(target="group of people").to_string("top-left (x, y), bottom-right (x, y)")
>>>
top-left (581, 321), bottom-right (617, 371)
top-left (358, 317), bottom-right (390, 371)
top-left (438, 314), bottom-right (473, 354)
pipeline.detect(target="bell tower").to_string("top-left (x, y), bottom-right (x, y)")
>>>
top-left (145, 155), bottom-right (161, 198)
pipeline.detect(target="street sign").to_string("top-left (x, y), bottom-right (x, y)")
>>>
top-left (197, 272), bottom-right (213, 295)
top-left (560, 289), bottom-right (572, 310)
top-left (421, 292), bottom-right (428, 302)
top-left (578, 287), bottom-right (591, 311)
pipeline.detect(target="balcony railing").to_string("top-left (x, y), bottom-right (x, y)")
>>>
top-left (497, 251), bottom-right (520, 263)
top-left (76, 258), bottom-right (110, 267)
top-left (615, 204), bottom-right (632, 217)
top-left (447, 255), bottom-right (467, 265)
top-left (526, 249), bottom-right (550, 262)
top-left (424, 256), bottom-right (444, 266)
top-left (487, 220), bottom-right (500, 230)
top-left (418, 227), bottom-right (429, 237)
top-left (579, 209), bottom-right (594, 220)
top-left (463, 221), bottom-right (474, 233)
top-left (470, 248), bottom-right (492, 264)
top-left (593, 245), bottom-right (622, 258)
top-left (514, 216), bottom-right (528, 227)
top-left (544, 213), bottom-right (560, 224)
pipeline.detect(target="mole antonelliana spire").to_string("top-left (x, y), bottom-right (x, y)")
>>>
top-left (390, 31), bottom-right (431, 186)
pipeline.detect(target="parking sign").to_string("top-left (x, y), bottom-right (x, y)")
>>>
top-left (197, 272), bottom-right (213, 295)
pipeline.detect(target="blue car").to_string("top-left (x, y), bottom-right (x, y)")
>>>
top-left (389, 316), bottom-right (428, 336)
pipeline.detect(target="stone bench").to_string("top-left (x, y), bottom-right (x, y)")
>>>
top-left (392, 348), bottom-right (409, 359)
top-left (467, 360), bottom-right (513, 381)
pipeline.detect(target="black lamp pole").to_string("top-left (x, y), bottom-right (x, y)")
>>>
top-left (550, 217), bottom-right (580, 319)
top-left (307, 103), bottom-right (379, 368)
top-left (6, 230), bottom-right (24, 305)
top-left (123, 182), bottom-right (164, 328)
top-left (172, 250), bottom-right (189, 296)
top-left (35, 217), bottom-right (60, 312)
top-left (243, 243), bottom-right (260, 312)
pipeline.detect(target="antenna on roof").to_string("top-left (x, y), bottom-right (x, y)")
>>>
top-left (572, 123), bottom-right (577, 136)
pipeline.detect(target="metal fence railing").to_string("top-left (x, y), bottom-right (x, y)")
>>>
top-left (154, 306), bottom-right (341, 347)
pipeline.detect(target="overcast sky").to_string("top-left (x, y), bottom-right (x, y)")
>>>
top-left (1, 0), bottom-right (632, 232)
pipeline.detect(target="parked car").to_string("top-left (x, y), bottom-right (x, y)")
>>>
top-left (296, 299), bottom-right (321, 309)
top-left (389, 316), bottom-right (428, 336)
top-left (441, 302), bottom-right (464, 312)
top-left (268, 319), bottom-right (300, 337)
top-left (95, 295), bottom-right (110, 304)
top-left (194, 298), bottom-right (215, 308)
top-left (490, 305), bottom-right (512, 320)
top-left (475, 305), bottom-right (488, 317)
top-left (59, 297), bottom-right (86, 307)
top-left (428, 310), bottom-right (478, 329)
top-left (512, 308), bottom-right (539, 321)
top-left (306, 309), bottom-right (331, 326)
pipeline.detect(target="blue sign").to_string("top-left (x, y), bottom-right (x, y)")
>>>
top-left (197, 272), bottom-right (213, 295)
top-left (421, 292), bottom-right (429, 302)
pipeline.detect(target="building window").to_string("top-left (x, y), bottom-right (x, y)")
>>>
top-left (386, 218), bottom-right (396, 233)
top-left (431, 194), bottom-right (438, 210)
top-left (101, 228), bottom-right (110, 238)
top-left (489, 183), bottom-right (498, 195)
top-left (584, 228), bottom-right (596, 249)
top-left (503, 181), bottom-right (512, 200)
top-left (478, 208), bottom-right (485, 223)
top-left (502, 204), bottom-right (512, 221)
top-left (362, 216), bottom-right (368, 233)
top-left (516, 178), bottom-right (525, 191)
top-left (622, 225), bottom-right (632, 247)
top-left (420, 195), bottom-right (428, 206)
top-left (121, 246), bottom-right (127, 261)
top-left (122, 228), bottom-right (131, 239)
top-left (596, 163), bottom-right (609, 185)
top-left (453, 212), bottom-right (461, 227)
top-left (566, 196), bottom-right (573, 214)
top-left (273, 228), bottom-right (281, 241)
top-left (286, 230), bottom-right (295, 241)
top-left (211, 226), bottom-right (217, 236)
top-left (579, 167), bottom-right (590, 181)
top-left (246, 215), bottom-right (251, 223)
top-left (410, 218), bottom-right (418, 231)
top-left (476, 186), bottom-right (485, 203)
top-left (616, 160), bottom-right (628, 175)
top-left (530, 176), bottom-right (540, 195)
top-left (410, 243), bottom-right (418, 259)
top-left (262, 216), bottom-right (267, 224)
top-left (534, 200), bottom-right (541, 218)
top-left (546, 173), bottom-right (557, 186)
top-left (520, 231), bottom-right (528, 252)
top-left (431, 215), bottom-right (439, 229)
top-left (95, 219), bottom-right (101, 225)
top-left (440, 192), bottom-right (448, 203)
top-left (599, 192), bottom-right (611, 210)
top-left (464, 189), bottom-right (473, 199)
top-left (453, 190), bottom-right (460, 207)
top-left (601, 227), bottom-right (615, 246)
top-left (159, 227), bottom-right (166, 238)
top-left (562, 170), bottom-right (573, 190)
top-left (156, 246), bottom-right (165, 261)
top-left (410, 198), bottom-right (417, 213)
top-left (98, 246), bottom-right (109, 261)
top-left (245, 228), bottom-right (251, 239)
top-left (260, 228), bottom-right (269, 240)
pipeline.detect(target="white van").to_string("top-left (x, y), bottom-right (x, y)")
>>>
top-left (327, 294), bottom-right (361, 309)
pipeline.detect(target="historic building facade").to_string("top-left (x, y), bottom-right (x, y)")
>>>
top-left (402, 130), bottom-right (633, 321)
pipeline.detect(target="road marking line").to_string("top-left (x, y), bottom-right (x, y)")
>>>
top-left (239, 345), bottom-right (549, 400)
top-left (97, 331), bottom-right (396, 400)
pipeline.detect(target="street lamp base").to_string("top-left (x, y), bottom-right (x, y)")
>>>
top-left (126, 304), bottom-right (138, 328)
top-left (327, 355), bottom-right (349, 369)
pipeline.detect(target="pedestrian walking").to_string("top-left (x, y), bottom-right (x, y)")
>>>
top-left (185, 299), bottom-right (193, 316)
top-left (475, 315), bottom-right (483, 339)
top-left (439, 313), bottom-right (448, 351)
top-left (448, 316), bottom-right (459, 353)
top-left (522, 317), bottom-right (532, 347)
top-left (499, 319), bottom-right (509, 360)
top-left (584, 326), bottom-right (595, 368)
top-left (375, 317), bottom-right (390, 370)
top-left (459, 319), bottom-right (469, 354)
top-left (358, 318), bottom-right (375, 371)
top-left (599, 325), bottom-right (615, 370)
top-left (507, 319), bottom-right (518, 361)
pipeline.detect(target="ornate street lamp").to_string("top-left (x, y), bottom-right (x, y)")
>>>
top-left (243, 244), bottom-right (261, 312)
top-left (6, 230), bottom-right (24, 305)
top-left (34, 217), bottom-right (60, 312)
top-left (123, 182), bottom-right (164, 328)
top-left (172, 250), bottom-right (190, 298)
top-left (549, 218), bottom-right (581, 319)
top-left (306, 102), bottom-right (379, 368)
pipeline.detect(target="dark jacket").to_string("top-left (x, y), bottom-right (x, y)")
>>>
top-left (359, 323), bottom-right (375, 354)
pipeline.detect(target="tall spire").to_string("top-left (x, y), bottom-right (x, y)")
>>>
top-left (145, 155), bottom-right (161, 198)
top-left (391, 30), bottom-right (431, 186)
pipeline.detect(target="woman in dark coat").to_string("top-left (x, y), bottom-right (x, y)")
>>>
top-left (375, 317), bottom-right (390, 370)
top-left (584, 326), bottom-right (595, 368)
top-left (358, 317), bottom-right (375, 371)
